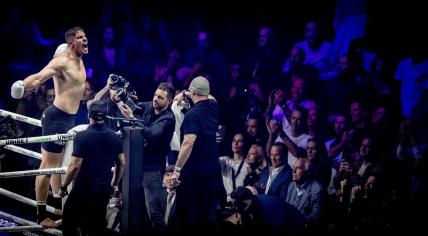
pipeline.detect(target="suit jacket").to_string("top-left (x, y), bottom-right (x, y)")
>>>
top-left (285, 180), bottom-right (325, 224)
top-left (257, 165), bottom-right (292, 201)
top-left (153, 188), bottom-right (176, 232)
top-left (248, 194), bottom-right (305, 232)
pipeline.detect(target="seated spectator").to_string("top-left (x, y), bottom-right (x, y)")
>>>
top-left (256, 142), bottom-right (292, 201)
top-left (286, 158), bottom-right (326, 228)
top-left (307, 138), bottom-right (332, 189)
top-left (243, 144), bottom-right (267, 187)
top-left (270, 107), bottom-right (312, 167)
top-left (152, 165), bottom-right (177, 233)
top-left (219, 132), bottom-right (250, 201)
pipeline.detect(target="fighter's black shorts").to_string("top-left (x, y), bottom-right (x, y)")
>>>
top-left (41, 105), bottom-right (75, 153)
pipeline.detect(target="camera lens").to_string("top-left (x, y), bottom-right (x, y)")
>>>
top-left (111, 74), bottom-right (118, 82)
top-left (115, 88), bottom-right (127, 101)
top-left (110, 74), bottom-right (127, 90)
top-left (115, 88), bottom-right (140, 111)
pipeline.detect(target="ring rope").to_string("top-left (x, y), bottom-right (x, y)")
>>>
top-left (4, 145), bottom-right (42, 160)
top-left (0, 133), bottom-right (75, 146)
top-left (0, 211), bottom-right (62, 235)
top-left (0, 187), bottom-right (61, 215)
top-left (0, 109), bottom-right (42, 127)
top-left (0, 219), bottom-right (61, 233)
top-left (0, 167), bottom-right (66, 178)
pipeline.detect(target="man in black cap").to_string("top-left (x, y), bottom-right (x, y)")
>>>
top-left (59, 100), bottom-right (125, 235)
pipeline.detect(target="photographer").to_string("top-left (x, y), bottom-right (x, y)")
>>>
top-left (88, 74), bottom-right (138, 131)
top-left (118, 82), bottom-right (175, 229)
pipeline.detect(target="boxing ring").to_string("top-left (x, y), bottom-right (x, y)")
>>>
top-left (0, 109), bottom-right (80, 235)
top-left (0, 109), bottom-right (143, 235)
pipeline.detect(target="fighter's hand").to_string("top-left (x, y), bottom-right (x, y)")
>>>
top-left (171, 171), bottom-right (181, 187)
top-left (11, 80), bottom-right (25, 99)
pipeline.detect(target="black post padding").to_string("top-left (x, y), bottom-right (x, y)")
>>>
top-left (121, 127), bottom-right (149, 235)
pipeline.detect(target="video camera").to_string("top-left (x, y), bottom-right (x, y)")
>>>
top-left (110, 74), bottom-right (128, 90)
top-left (115, 88), bottom-right (141, 112)
top-left (110, 74), bottom-right (141, 111)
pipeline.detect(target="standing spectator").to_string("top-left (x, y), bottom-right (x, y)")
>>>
top-left (119, 82), bottom-right (176, 228)
top-left (394, 54), bottom-right (428, 117)
top-left (250, 26), bottom-right (283, 92)
top-left (171, 76), bottom-right (220, 231)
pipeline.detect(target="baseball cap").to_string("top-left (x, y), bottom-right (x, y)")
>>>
top-left (89, 100), bottom-right (107, 121)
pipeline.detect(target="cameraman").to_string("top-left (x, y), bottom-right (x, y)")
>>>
top-left (88, 74), bottom-right (134, 131)
top-left (118, 82), bottom-right (176, 229)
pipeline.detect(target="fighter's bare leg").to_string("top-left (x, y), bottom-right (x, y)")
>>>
top-left (35, 148), bottom-right (63, 227)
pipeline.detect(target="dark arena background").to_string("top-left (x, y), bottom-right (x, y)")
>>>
top-left (1, 0), bottom-right (427, 235)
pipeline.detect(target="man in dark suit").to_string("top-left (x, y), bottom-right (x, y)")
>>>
top-left (228, 186), bottom-right (305, 233)
top-left (152, 165), bottom-right (176, 232)
top-left (257, 142), bottom-right (292, 201)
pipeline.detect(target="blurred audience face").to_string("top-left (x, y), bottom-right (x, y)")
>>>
top-left (289, 47), bottom-right (305, 66)
top-left (350, 102), bottom-right (364, 123)
top-left (46, 88), bottom-right (55, 106)
top-left (305, 21), bottom-right (320, 46)
top-left (231, 133), bottom-right (245, 155)
top-left (245, 145), bottom-right (261, 165)
top-left (104, 27), bottom-right (115, 45)
top-left (359, 137), bottom-right (373, 159)
top-left (364, 175), bottom-right (377, 194)
top-left (82, 81), bottom-right (94, 102)
top-left (270, 145), bottom-right (285, 168)
top-left (371, 106), bottom-right (387, 124)
top-left (307, 108), bottom-right (318, 127)
top-left (291, 110), bottom-right (303, 135)
top-left (248, 82), bottom-right (264, 101)
top-left (258, 27), bottom-right (272, 48)
top-left (246, 118), bottom-right (259, 137)
top-left (169, 48), bottom-right (181, 62)
top-left (307, 140), bottom-right (318, 161)
top-left (339, 55), bottom-right (349, 72)
top-left (292, 158), bottom-right (307, 184)
top-left (373, 58), bottom-right (385, 73)
top-left (334, 115), bottom-right (347, 135)
top-left (291, 78), bottom-right (305, 101)
top-left (197, 31), bottom-right (209, 50)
